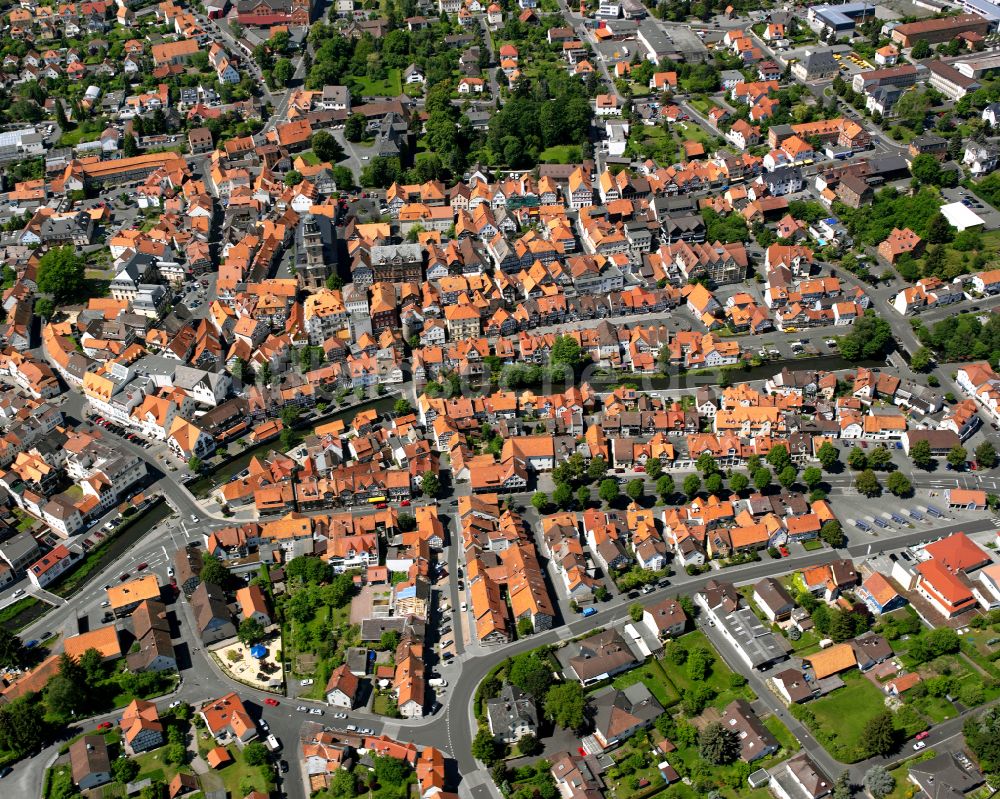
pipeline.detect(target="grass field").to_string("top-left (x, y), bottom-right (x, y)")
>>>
top-left (539, 144), bottom-right (582, 163)
top-left (664, 630), bottom-right (756, 709)
top-left (352, 69), bottom-right (402, 98)
top-left (805, 673), bottom-right (888, 760)
top-left (612, 658), bottom-right (682, 707)
top-left (763, 713), bottom-right (801, 755)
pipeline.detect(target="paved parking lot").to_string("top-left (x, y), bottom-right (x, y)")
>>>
top-left (941, 186), bottom-right (1000, 231)
top-left (833, 487), bottom-right (996, 542)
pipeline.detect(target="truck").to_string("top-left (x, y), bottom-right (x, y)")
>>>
top-left (582, 606), bottom-right (597, 617)
top-left (265, 735), bottom-right (281, 752)
top-left (429, 678), bottom-right (448, 688)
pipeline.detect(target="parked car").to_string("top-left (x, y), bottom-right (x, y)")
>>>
top-left (118, 573), bottom-right (130, 582)
top-left (296, 706), bottom-right (308, 712)
top-left (913, 741), bottom-right (927, 751)
top-left (582, 607), bottom-right (597, 617)
top-left (308, 708), bottom-right (323, 716)
top-left (264, 698), bottom-right (280, 707)
top-left (915, 731), bottom-right (930, 740)
top-left (300, 679), bottom-right (314, 687)
top-left (97, 722), bottom-right (113, 730)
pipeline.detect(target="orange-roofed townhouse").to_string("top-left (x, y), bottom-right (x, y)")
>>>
top-left (857, 572), bottom-right (907, 615)
top-left (200, 693), bottom-right (258, 747)
top-left (879, 228), bottom-right (923, 266)
top-left (567, 167), bottom-right (594, 210)
top-left (121, 699), bottom-right (165, 755)
top-left (974, 563), bottom-right (1000, 610)
top-left (971, 268), bottom-right (1000, 295)
top-left (594, 94), bottom-right (621, 116)
top-left (27, 544), bottom-right (82, 589)
top-left (325, 663), bottom-right (361, 708)
top-left (167, 415), bottom-right (216, 461)
top-left (956, 362), bottom-right (1000, 423)
top-left (915, 560), bottom-right (977, 618)
top-left (236, 584), bottom-right (271, 626)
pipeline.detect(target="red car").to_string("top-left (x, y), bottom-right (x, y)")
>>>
top-left (779, 546), bottom-right (790, 557)
top-left (401, 500), bottom-right (411, 507)
top-left (264, 698), bottom-right (280, 707)
top-left (375, 502), bottom-right (387, 509)
top-left (136, 562), bottom-right (148, 571)
top-left (916, 731), bottom-right (930, 740)
top-left (577, 747), bottom-right (586, 757)
top-left (97, 722), bottom-right (113, 730)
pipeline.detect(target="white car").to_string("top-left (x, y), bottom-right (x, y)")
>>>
top-left (296, 706), bottom-right (308, 712)
top-left (12, 589), bottom-right (25, 599)
top-left (300, 679), bottom-right (314, 687)
top-left (913, 741), bottom-right (926, 751)
top-left (309, 708), bottom-right (324, 716)
top-left (169, 701), bottom-right (181, 709)
top-left (334, 712), bottom-right (348, 719)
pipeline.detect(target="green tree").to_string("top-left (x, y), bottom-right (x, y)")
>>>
top-left (588, 456), bottom-right (609, 482)
top-left (311, 130), bottom-right (345, 163)
top-left (34, 297), bottom-right (55, 320)
top-left (284, 169), bottom-right (302, 187)
top-left (976, 441), bottom-right (997, 469)
top-left (550, 335), bottom-right (585, 368)
top-left (243, 742), bottom-right (269, 766)
top-left (696, 452), bottom-right (718, 475)
top-left (373, 754), bottom-right (409, 785)
top-left (472, 728), bottom-right (501, 765)
top-left (910, 347), bottom-right (933, 372)
top-left (833, 772), bottom-right (853, 799)
top-left (802, 467), bottom-right (822, 490)
top-left (78, 648), bottom-right (105, 685)
top-left (329, 769), bottom-right (356, 799)
top-left (421, 471), bottom-right (440, 497)
top-left (838, 311), bottom-right (893, 361)
top-left (911, 39), bottom-right (931, 59)
top-left (886, 471), bottom-right (912, 497)
top-left (509, 652), bottom-right (553, 699)
top-left (380, 630), bottom-right (401, 651)
top-left (576, 486), bottom-right (591, 509)
top-left (818, 441), bottom-right (839, 471)
top-left (821, 520), bottom-right (844, 548)
top-left (856, 469), bottom-right (882, 497)
top-left (644, 457), bottom-right (662, 479)
top-left (199, 555), bottom-right (229, 588)
top-left (531, 492), bottom-right (548, 512)
top-left (705, 473), bottom-right (723, 495)
top-left (629, 603), bottom-right (644, 622)
top-left (947, 445), bottom-right (968, 470)
top-left (0, 694), bottom-right (47, 755)
top-left (393, 398), bottom-right (413, 415)
top-left (272, 58), bottom-right (294, 88)
top-left (599, 478), bottom-right (620, 505)
top-left (544, 682), bottom-right (586, 730)
top-left (123, 133), bottom-right (138, 158)
top-left (187, 456), bottom-right (202, 473)
top-left (864, 766), bottom-right (894, 799)
top-left (518, 733), bottom-right (541, 756)
top-left (517, 617), bottom-right (534, 637)
top-left (753, 468), bottom-right (771, 492)
top-left (766, 445), bottom-right (790, 473)
top-left (657, 474), bottom-right (675, 500)
top-left (553, 482), bottom-right (573, 510)
top-left (345, 113), bottom-right (366, 142)
top-left (113, 758), bottom-right (140, 784)
top-left (847, 447), bottom-right (868, 471)
top-left (238, 617), bottom-right (266, 646)
top-left (910, 439), bottom-right (934, 470)
top-left (729, 472), bottom-right (749, 494)
top-left (37, 246), bottom-right (85, 304)
top-left (594, 586), bottom-right (610, 602)
top-left (626, 479), bottom-right (644, 501)
top-left (698, 722), bottom-right (740, 765)
top-left (862, 710), bottom-right (897, 757)
top-left (683, 473), bottom-right (701, 498)
top-left (778, 465), bottom-right (798, 489)
top-left (868, 446), bottom-right (893, 471)
top-left (0, 629), bottom-right (25, 669)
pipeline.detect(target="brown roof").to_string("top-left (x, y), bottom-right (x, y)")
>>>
top-left (69, 735), bottom-right (110, 784)
top-left (569, 629), bottom-right (637, 682)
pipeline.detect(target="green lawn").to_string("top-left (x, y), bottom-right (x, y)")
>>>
top-left (885, 750), bottom-right (937, 799)
top-left (799, 672), bottom-right (923, 762)
top-left (352, 68), bottom-right (402, 97)
top-left (612, 658), bottom-right (681, 708)
top-left (802, 540), bottom-right (824, 551)
top-left (539, 144), bottom-right (582, 164)
top-left (688, 96), bottom-right (714, 116)
top-left (675, 121), bottom-right (715, 150)
top-left (763, 713), bottom-right (800, 755)
top-left (663, 630), bottom-right (756, 709)
top-left (299, 150), bottom-right (321, 166)
top-left (133, 746), bottom-right (196, 786)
